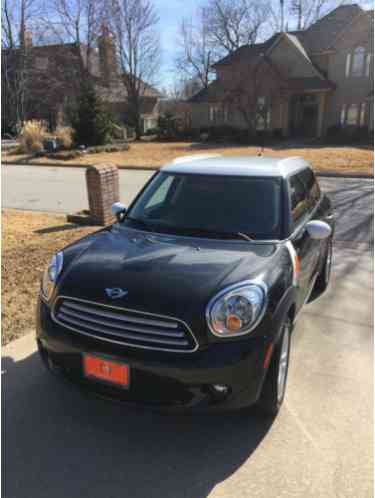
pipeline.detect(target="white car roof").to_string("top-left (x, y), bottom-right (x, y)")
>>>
top-left (161, 154), bottom-right (311, 178)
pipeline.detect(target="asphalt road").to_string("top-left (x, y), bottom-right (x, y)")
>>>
top-left (2, 166), bottom-right (374, 498)
top-left (2, 164), bottom-right (152, 213)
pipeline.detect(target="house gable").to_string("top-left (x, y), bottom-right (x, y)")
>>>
top-left (268, 33), bottom-right (321, 79)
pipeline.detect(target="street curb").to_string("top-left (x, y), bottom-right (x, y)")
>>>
top-left (2, 161), bottom-right (158, 171)
top-left (3, 160), bottom-right (373, 178)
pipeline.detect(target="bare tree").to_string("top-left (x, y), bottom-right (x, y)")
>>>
top-left (205, 0), bottom-right (269, 55)
top-left (175, 8), bottom-right (213, 91)
top-left (1, 0), bottom-right (42, 132)
top-left (222, 56), bottom-right (287, 138)
top-left (44, 0), bottom-right (106, 76)
top-left (267, 0), bottom-right (287, 33)
top-left (109, 0), bottom-right (160, 138)
top-left (289, 0), bottom-right (330, 29)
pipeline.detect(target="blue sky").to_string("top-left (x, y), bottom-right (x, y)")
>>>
top-left (153, 0), bottom-right (198, 90)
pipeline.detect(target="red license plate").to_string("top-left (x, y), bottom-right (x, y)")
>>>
top-left (83, 354), bottom-right (130, 388)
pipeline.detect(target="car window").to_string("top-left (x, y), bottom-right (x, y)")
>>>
top-left (125, 172), bottom-right (283, 240)
top-left (288, 173), bottom-right (310, 228)
top-left (297, 168), bottom-right (321, 207)
top-left (144, 174), bottom-right (174, 210)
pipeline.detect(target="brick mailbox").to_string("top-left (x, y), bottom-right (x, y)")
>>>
top-left (86, 164), bottom-right (120, 225)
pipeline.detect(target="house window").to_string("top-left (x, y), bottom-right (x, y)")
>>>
top-left (360, 102), bottom-right (366, 126)
top-left (340, 103), bottom-right (367, 127)
top-left (345, 53), bottom-right (351, 77)
top-left (346, 104), bottom-right (359, 125)
top-left (209, 104), bottom-right (228, 123)
top-left (352, 47), bottom-right (366, 77)
top-left (366, 53), bottom-right (372, 77)
top-left (255, 96), bottom-right (271, 131)
top-left (340, 105), bottom-right (346, 125)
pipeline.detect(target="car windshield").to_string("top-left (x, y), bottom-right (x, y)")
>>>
top-left (123, 172), bottom-right (282, 240)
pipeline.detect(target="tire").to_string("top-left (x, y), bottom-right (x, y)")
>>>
top-left (314, 238), bottom-right (333, 294)
top-left (257, 318), bottom-right (291, 417)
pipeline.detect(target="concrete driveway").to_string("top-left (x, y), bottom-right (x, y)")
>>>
top-left (2, 167), bottom-right (373, 498)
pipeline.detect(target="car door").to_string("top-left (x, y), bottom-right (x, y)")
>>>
top-left (287, 169), bottom-right (321, 311)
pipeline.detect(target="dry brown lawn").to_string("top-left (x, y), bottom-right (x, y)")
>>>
top-left (2, 209), bottom-right (97, 345)
top-left (3, 141), bottom-right (373, 175)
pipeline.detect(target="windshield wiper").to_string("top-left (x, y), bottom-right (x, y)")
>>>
top-left (237, 232), bottom-right (254, 242)
top-left (171, 226), bottom-right (255, 241)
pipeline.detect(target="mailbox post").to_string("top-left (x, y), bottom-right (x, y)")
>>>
top-left (85, 164), bottom-right (120, 225)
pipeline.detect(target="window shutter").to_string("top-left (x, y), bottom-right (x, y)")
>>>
top-left (345, 53), bottom-right (351, 77)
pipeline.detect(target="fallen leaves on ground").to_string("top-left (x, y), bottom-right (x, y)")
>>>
top-left (3, 142), bottom-right (373, 175)
top-left (2, 209), bottom-right (97, 345)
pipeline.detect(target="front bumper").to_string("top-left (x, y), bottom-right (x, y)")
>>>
top-left (36, 298), bottom-right (272, 412)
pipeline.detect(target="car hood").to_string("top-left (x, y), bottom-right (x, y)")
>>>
top-left (57, 225), bottom-right (280, 342)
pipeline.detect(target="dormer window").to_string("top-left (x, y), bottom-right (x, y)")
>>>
top-left (346, 47), bottom-right (367, 77)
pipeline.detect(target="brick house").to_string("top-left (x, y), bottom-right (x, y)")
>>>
top-left (190, 5), bottom-right (374, 138)
top-left (2, 29), bottom-right (161, 133)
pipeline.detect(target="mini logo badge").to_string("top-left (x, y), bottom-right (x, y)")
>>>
top-left (105, 288), bottom-right (128, 299)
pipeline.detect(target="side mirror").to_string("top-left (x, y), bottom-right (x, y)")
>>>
top-left (305, 220), bottom-right (332, 240)
top-left (112, 202), bottom-right (127, 222)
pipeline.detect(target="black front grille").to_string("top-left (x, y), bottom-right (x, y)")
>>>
top-left (52, 297), bottom-right (198, 353)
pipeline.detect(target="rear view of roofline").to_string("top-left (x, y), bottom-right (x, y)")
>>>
top-left (161, 154), bottom-right (310, 178)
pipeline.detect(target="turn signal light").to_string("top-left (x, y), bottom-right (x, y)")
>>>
top-left (226, 314), bottom-right (243, 331)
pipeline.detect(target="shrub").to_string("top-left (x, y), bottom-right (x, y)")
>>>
top-left (325, 124), bottom-right (371, 144)
top-left (71, 82), bottom-right (114, 147)
top-left (19, 120), bottom-right (49, 153)
top-left (55, 126), bottom-right (73, 149)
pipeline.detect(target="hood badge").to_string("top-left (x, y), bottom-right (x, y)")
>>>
top-left (105, 288), bottom-right (128, 299)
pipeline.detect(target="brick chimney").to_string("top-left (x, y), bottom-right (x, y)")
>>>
top-left (98, 25), bottom-right (117, 85)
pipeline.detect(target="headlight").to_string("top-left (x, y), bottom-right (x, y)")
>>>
top-left (206, 282), bottom-right (267, 337)
top-left (41, 251), bottom-right (64, 301)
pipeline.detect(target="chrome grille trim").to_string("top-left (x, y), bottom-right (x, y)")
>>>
top-left (59, 306), bottom-right (186, 338)
top-left (52, 296), bottom-right (199, 353)
top-left (62, 300), bottom-right (179, 329)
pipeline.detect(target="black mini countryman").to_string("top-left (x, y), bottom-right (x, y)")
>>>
top-left (36, 155), bottom-right (334, 415)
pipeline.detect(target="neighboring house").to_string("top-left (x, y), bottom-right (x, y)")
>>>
top-left (190, 4), bottom-right (374, 138)
top-left (2, 29), bottom-right (161, 133)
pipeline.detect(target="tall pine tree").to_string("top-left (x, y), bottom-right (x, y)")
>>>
top-left (72, 82), bottom-right (113, 146)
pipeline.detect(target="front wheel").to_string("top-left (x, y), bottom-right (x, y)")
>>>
top-left (257, 318), bottom-right (291, 417)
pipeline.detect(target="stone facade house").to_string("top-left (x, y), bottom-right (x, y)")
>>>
top-left (190, 5), bottom-right (373, 138)
top-left (2, 29), bottom-right (161, 134)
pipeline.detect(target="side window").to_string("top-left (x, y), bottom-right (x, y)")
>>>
top-left (144, 175), bottom-right (174, 210)
top-left (288, 174), bottom-right (309, 227)
top-left (297, 168), bottom-right (321, 207)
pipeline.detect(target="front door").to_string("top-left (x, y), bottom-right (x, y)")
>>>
top-left (290, 94), bottom-right (318, 137)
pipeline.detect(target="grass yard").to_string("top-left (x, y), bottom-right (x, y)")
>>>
top-left (3, 141), bottom-right (373, 175)
top-left (2, 209), bottom-right (97, 345)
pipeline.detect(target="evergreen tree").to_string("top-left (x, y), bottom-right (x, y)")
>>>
top-left (72, 82), bottom-right (113, 146)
